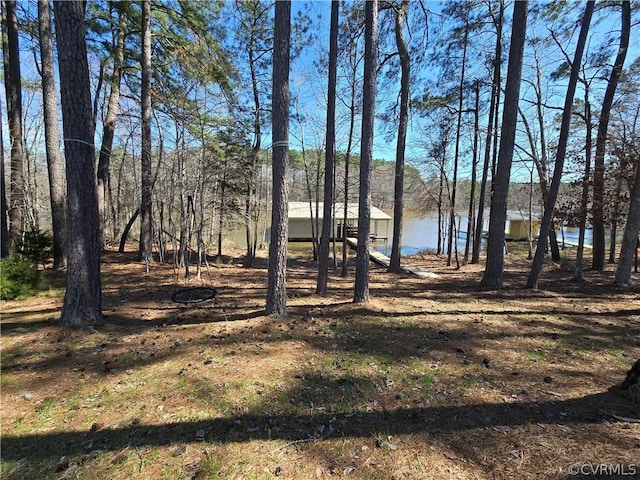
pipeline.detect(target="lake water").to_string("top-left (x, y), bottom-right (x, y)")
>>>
top-left (373, 215), bottom-right (594, 257)
top-left (373, 215), bottom-right (473, 256)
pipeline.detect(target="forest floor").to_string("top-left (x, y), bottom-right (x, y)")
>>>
top-left (1, 243), bottom-right (639, 480)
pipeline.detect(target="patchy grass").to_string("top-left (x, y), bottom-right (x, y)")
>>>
top-left (1, 246), bottom-right (639, 480)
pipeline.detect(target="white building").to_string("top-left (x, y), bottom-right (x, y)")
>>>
top-left (286, 201), bottom-right (391, 241)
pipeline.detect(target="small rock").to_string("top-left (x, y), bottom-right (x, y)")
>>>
top-left (23, 393), bottom-right (34, 401)
top-left (90, 422), bottom-right (103, 432)
top-left (172, 445), bottom-right (186, 456)
top-left (57, 456), bottom-right (70, 472)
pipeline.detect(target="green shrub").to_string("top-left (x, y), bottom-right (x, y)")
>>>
top-left (18, 229), bottom-right (54, 268)
top-left (0, 256), bottom-right (41, 300)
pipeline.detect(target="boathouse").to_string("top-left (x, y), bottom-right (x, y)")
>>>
top-left (287, 202), bottom-right (391, 241)
top-left (504, 211), bottom-right (541, 241)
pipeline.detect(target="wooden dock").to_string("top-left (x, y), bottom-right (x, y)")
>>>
top-left (346, 238), bottom-right (439, 279)
top-left (559, 239), bottom-right (592, 249)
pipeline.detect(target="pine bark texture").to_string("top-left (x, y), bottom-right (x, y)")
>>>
top-left (480, 0), bottom-right (527, 289)
top-left (54, 0), bottom-right (102, 326)
top-left (266, 0), bottom-right (290, 317)
top-left (389, 0), bottom-right (409, 273)
top-left (527, 1), bottom-right (594, 289)
top-left (0, 100), bottom-right (8, 258)
top-left (354, 0), bottom-right (378, 303)
top-left (139, 0), bottom-right (153, 264)
top-left (592, 0), bottom-right (631, 271)
top-left (316, 0), bottom-right (339, 295)
top-left (2, 0), bottom-right (24, 254)
top-left (614, 160), bottom-right (640, 286)
top-left (38, 0), bottom-right (67, 269)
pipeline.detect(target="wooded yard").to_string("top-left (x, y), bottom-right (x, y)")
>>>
top-left (1, 247), bottom-right (638, 479)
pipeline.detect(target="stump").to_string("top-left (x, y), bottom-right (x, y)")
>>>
top-left (618, 359), bottom-right (640, 404)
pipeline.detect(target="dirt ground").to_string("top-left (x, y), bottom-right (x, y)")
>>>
top-left (1, 244), bottom-right (639, 480)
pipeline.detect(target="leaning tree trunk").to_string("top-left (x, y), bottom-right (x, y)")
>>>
top-left (527, 1), bottom-right (594, 289)
top-left (54, 0), bottom-right (102, 327)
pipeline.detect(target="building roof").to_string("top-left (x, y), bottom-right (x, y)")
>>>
top-left (288, 202), bottom-right (392, 221)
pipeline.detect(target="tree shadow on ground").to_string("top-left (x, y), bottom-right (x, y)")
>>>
top-left (1, 386), bottom-right (637, 465)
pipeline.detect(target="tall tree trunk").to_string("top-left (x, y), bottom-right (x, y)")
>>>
top-left (609, 154), bottom-right (629, 264)
top-left (139, 0), bottom-right (153, 266)
top-left (340, 62), bottom-right (358, 278)
top-left (0, 99), bottom-right (8, 258)
top-left (614, 160), bottom-right (640, 286)
top-left (317, 0), bottom-right (338, 294)
top-left (217, 158), bottom-right (227, 259)
top-left (244, 30), bottom-right (262, 267)
top-left (573, 87), bottom-right (592, 281)
top-left (532, 51), bottom-right (561, 263)
top-left (437, 157), bottom-right (444, 255)
top-left (37, 0), bottom-right (67, 269)
top-left (97, 5), bottom-right (126, 247)
top-left (2, 0), bottom-right (24, 254)
top-left (473, 0), bottom-right (503, 264)
top-left (266, 0), bottom-right (290, 317)
top-left (592, 0), bottom-right (631, 271)
top-left (354, 0), bottom-right (378, 303)
top-left (465, 80), bottom-right (480, 264)
top-left (389, 0), bottom-right (409, 273)
top-left (527, 1), bottom-right (594, 289)
top-left (481, 0), bottom-right (527, 289)
top-left (447, 13), bottom-right (469, 269)
top-left (54, 0), bottom-right (102, 326)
